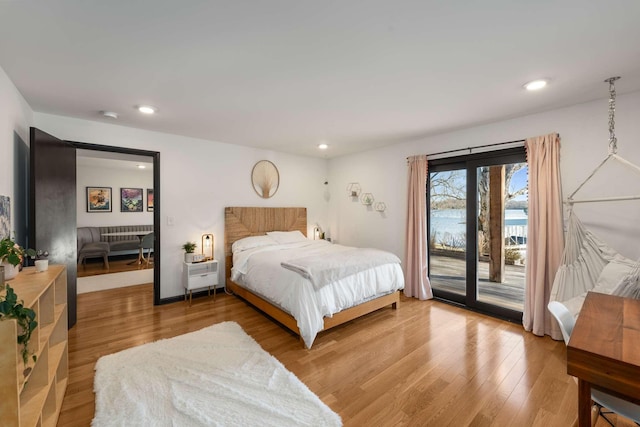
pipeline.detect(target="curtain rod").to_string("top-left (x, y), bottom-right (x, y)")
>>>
top-left (408, 138), bottom-right (526, 159)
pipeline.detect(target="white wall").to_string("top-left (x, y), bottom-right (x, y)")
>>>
top-left (6, 58), bottom-right (639, 297)
top-left (328, 91), bottom-right (640, 262)
top-left (33, 113), bottom-right (329, 298)
top-left (0, 66), bottom-right (33, 241)
top-left (76, 163), bottom-right (153, 226)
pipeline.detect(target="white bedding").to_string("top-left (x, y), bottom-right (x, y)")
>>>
top-left (231, 240), bottom-right (404, 348)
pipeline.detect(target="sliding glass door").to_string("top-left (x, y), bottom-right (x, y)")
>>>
top-left (428, 147), bottom-right (527, 321)
top-left (428, 167), bottom-right (467, 298)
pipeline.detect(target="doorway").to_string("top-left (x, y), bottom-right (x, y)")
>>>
top-left (76, 149), bottom-right (154, 282)
top-left (29, 128), bottom-right (161, 328)
top-left (428, 147), bottom-right (527, 321)
top-left (70, 141), bottom-right (160, 305)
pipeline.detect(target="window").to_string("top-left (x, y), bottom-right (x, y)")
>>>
top-left (428, 147), bottom-right (527, 321)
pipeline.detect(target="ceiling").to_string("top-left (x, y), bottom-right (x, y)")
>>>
top-left (1, 1), bottom-right (640, 159)
top-left (76, 149), bottom-right (153, 170)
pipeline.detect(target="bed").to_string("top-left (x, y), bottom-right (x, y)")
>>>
top-left (224, 206), bottom-right (404, 348)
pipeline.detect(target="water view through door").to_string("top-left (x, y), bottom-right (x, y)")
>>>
top-left (428, 148), bottom-right (527, 320)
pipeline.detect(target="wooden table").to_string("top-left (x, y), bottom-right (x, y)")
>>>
top-left (101, 231), bottom-right (151, 265)
top-left (567, 292), bottom-right (640, 426)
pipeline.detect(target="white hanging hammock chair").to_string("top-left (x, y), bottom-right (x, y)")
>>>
top-left (550, 77), bottom-right (640, 314)
top-left (550, 209), bottom-right (640, 316)
top-left (549, 210), bottom-right (618, 302)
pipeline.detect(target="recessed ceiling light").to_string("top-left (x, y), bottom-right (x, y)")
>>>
top-left (101, 111), bottom-right (118, 119)
top-left (523, 79), bottom-right (548, 91)
top-left (318, 143), bottom-right (329, 150)
top-left (137, 164), bottom-right (146, 169)
top-left (137, 105), bottom-right (156, 114)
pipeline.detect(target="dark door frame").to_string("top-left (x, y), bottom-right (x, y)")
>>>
top-left (428, 146), bottom-right (526, 322)
top-left (69, 141), bottom-right (161, 305)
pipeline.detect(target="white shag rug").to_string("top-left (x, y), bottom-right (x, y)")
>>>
top-left (92, 321), bottom-right (342, 427)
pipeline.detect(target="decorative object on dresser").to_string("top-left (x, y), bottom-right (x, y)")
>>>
top-left (0, 285), bottom-right (38, 366)
top-left (120, 187), bottom-right (143, 212)
top-left (182, 241), bottom-right (197, 263)
top-left (35, 259), bottom-right (49, 272)
top-left (183, 259), bottom-right (218, 305)
top-left (91, 322), bottom-right (342, 427)
top-left (251, 160), bottom-right (280, 198)
top-left (86, 186), bottom-right (112, 212)
top-left (0, 265), bottom-right (68, 427)
top-left (0, 236), bottom-right (26, 280)
top-left (26, 248), bottom-right (49, 272)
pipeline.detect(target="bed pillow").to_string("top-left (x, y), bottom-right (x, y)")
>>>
top-left (232, 235), bottom-right (277, 253)
top-left (594, 256), bottom-right (637, 293)
top-left (266, 230), bottom-right (308, 244)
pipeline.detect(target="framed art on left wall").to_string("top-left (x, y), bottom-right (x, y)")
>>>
top-left (0, 195), bottom-right (9, 238)
top-left (87, 187), bottom-right (112, 212)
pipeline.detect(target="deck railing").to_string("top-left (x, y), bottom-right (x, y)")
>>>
top-left (505, 225), bottom-right (527, 246)
top-left (431, 224), bottom-right (527, 249)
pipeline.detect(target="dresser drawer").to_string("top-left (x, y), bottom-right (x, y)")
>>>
top-left (186, 272), bottom-right (217, 290)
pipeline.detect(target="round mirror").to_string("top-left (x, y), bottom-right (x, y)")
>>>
top-left (251, 160), bottom-right (279, 198)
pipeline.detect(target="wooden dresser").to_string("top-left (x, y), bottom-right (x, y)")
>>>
top-left (0, 265), bottom-right (68, 427)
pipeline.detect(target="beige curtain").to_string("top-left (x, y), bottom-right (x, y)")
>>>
top-left (405, 155), bottom-right (433, 300)
top-left (523, 133), bottom-right (563, 339)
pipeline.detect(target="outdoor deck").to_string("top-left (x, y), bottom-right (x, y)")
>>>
top-left (430, 254), bottom-right (525, 311)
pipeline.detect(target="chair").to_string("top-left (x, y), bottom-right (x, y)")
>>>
top-left (548, 301), bottom-right (640, 427)
top-left (139, 232), bottom-right (154, 267)
top-left (77, 227), bottom-right (109, 269)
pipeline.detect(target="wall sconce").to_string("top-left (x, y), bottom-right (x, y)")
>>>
top-left (347, 182), bottom-right (361, 198)
top-left (360, 193), bottom-right (374, 205)
top-left (202, 233), bottom-right (214, 260)
top-left (374, 202), bottom-right (386, 212)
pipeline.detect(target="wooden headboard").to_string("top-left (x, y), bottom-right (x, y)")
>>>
top-left (224, 207), bottom-right (307, 280)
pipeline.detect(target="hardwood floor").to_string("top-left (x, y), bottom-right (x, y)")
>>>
top-left (77, 255), bottom-right (152, 278)
top-left (58, 285), bottom-right (635, 427)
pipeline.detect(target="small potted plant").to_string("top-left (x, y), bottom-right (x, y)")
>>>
top-left (182, 242), bottom-right (197, 263)
top-left (26, 249), bottom-right (49, 272)
top-left (0, 237), bottom-right (25, 280)
top-left (0, 284), bottom-right (38, 373)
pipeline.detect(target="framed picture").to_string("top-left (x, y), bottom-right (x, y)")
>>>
top-left (87, 187), bottom-right (112, 212)
top-left (0, 195), bottom-right (10, 239)
top-left (120, 188), bottom-right (143, 212)
top-left (147, 189), bottom-right (154, 212)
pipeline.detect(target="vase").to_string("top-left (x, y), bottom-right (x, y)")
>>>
top-left (1, 262), bottom-right (19, 280)
top-left (35, 260), bottom-right (49, 272)
top-left (185, 253), bottom-right (194, 263)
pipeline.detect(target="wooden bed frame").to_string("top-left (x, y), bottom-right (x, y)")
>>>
top-left (224, 206), bottom-right (400, 341)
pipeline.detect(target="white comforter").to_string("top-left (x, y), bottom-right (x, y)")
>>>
top-left (231, 240), bottom-right (404, 348)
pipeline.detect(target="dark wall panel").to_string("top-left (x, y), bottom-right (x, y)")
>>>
top-left (30, 127), bottom-right (78, 327)
top-left (13, 131), bottom-right (29, 248)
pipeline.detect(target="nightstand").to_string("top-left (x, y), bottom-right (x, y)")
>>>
top-left (183, 260), bottom-right (219, 305)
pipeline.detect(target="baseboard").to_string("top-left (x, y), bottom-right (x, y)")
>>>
top-left (77, 269), bottom-right (154, 294)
